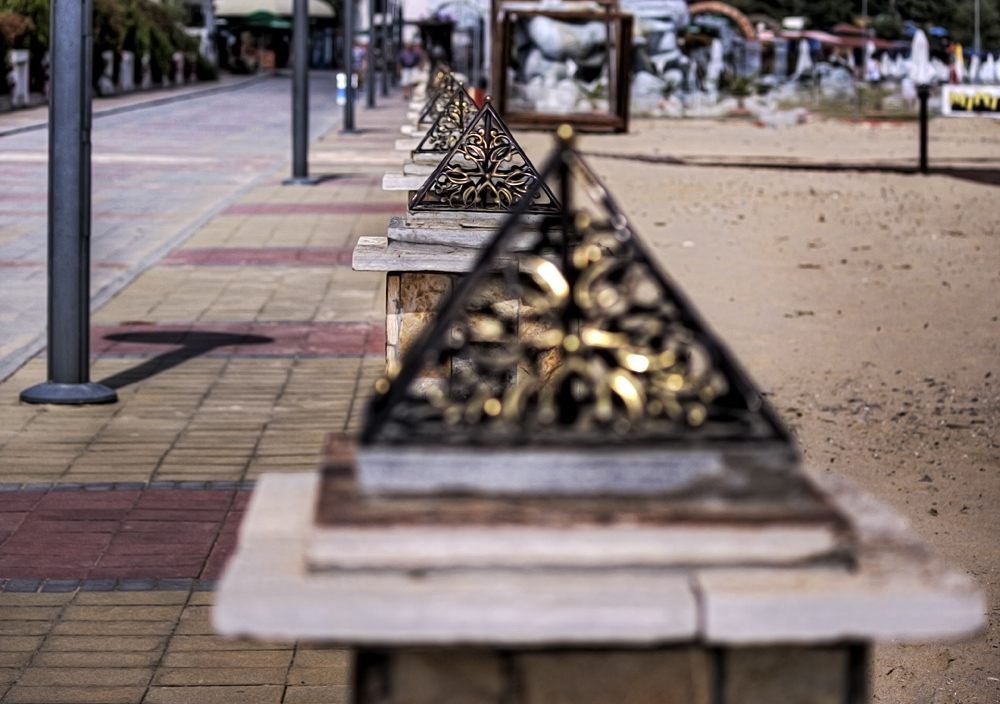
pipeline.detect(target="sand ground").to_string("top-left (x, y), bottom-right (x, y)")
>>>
top-left (517, 115), bottom-right (1000, 703)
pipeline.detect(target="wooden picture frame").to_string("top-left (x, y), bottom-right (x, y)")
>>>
top-left (492, 7), bottom-right (632, 133)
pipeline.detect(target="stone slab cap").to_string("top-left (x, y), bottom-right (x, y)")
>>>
top-left (212, 471), bottom-right (985, 646)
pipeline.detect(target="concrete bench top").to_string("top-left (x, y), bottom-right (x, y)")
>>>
top-left (213, 470), bottom-right (984, 647)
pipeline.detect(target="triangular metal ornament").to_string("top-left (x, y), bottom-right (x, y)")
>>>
top-left (409, 100), bottom-right (561, 214)
top-left (417, 74), bottom-right (459, 127)
top-left (363, 130), bottom-right (797, 481)
top-left (413, 84), bottom-right (478, 155)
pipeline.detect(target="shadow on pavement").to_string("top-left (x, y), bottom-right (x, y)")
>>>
top-left (97, 331), bottom-right (274, 389)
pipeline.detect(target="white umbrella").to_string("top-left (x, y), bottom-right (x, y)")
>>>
top-left (880, 52), bottom-right (892, 79)
top-left (954, 52), bottom-right (966, 83)
top-left (969, 54), bottom-right (981, 84)
top-left (910, 29), bottom-right (932, 85)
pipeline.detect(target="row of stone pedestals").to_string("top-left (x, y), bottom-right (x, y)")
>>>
top-left (215, 66), bottom-right (985, 704)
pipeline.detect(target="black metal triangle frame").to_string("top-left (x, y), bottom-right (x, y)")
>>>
top-left (363, 132), bottom-right (795, 455)
top-left (413, 84), bottom-right (478, 155)
top-left (409, 100), bottom-right (561, 214)
top-left (416, 73), bottom-right (459, 126)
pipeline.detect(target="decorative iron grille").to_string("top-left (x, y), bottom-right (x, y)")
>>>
top-left (363, 128), bottom-right (793, 455)
top-left (413, 85), bottom-right (479, 155)
top-left (409, 100), bottom-right (561, 214)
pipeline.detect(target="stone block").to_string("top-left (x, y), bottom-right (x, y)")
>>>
top-left (722, 647), bottom-right (848, 704)
top-left (516, 649), bottom-right (711, 704)
top-left (389, 650), bottom-right (504, 704)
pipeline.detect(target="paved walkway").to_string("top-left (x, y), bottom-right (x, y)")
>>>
top-left (0, 80), bottom-right (408, 702)
top-left (0, 72), bottom-right (343, 382)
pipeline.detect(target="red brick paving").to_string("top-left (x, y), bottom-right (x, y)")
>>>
top-left (90, 321), bottom-right (386, 357)
top-left (0, 489), bottom-right (247, 580)
top-left (161, 246), bottom-right (354, 267)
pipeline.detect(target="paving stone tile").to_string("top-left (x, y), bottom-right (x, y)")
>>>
top-left (160, 650), bottom-right (293, 669)
top-left (282, 685), bottom-right (352, 704)
top-left (61, 605), bottom-right (184, 621)
top-left (0, 593), bottom-right (75, 606)
top-left (0, 635), bottom-right (43, 652)
top-left (32, 651), bottom-right (163, 668)
top-left (16, 667), bottom-right (153, 687)
top-left (0, 607), bottom-right (63, 621)
top-left (286, 667), bottom-right (351, 686)
top-left (0, 652), bottom-right (33, 668)
top-left (166, 636), bottom-right (283, 652)
top-left (142, 684), bottom-right (284, 704)
top-left (151, 666), bottom-right (289, 686)
top-left (51, 621), bottom-right (175, 637)
top-left (73, 592), bottom-right (189, 606)
top-left (4, 685), bottom-right (147, 703)
top-left (41, 636), bottom-right (167, 653)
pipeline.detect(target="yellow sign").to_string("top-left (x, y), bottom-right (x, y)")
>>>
top-left (942, 85), bottom-right (1000, 117)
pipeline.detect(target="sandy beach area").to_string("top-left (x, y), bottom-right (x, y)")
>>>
top-left (518, 115), bottom-right (999, 703)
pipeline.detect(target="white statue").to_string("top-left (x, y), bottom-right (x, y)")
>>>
top-left (980, 54), bottom-right (996, 84)
top-left (98, 50), bottom-right (115, 95)
top-left (968, 53), bottom-right (981, 85)
top-left (172, 52), bottom-right (184, 85)
top-left (140, 53), bottom-right (152, 89)
top-left (706, 38), bottom-right (724, 93)
top-left (791, 38), bottom-right (812, 80)
top-left (909, 30), bottom-right (932, 85)
top-left (8, 49), bottom-right (30, 108)
top-left (119, 51), bottom-right (135, 92)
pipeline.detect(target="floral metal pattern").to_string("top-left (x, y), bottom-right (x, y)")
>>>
top-left (417, 73), bottom-right (459, 127)
top-left (409, 101), bottom-right (560, 213)
top-left (364, 132), bottom-right (792, 452)
top-left (413, 86), bottom-right (478, 154)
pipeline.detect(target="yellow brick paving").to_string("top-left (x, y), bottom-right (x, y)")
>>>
top-left (0, 95), bottom-right (410, 701)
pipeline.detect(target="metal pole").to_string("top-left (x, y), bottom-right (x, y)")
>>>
top-left (21, 0), bottom-right (116, 405)
top-left (366, 0), bottom-right (377, 108)
top-left (342, 0), bottom-right (356, 132)
top-left (285, 0), bottom-right (318, 185)
top-left (918, 84), bottom-right (930, 174)
top-left (975, 0), bottom-right (981, 54)
top-left (380, 4), bottom-right (390, 97)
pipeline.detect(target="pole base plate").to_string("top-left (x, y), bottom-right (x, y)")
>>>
top-left (20, 382), bottom-right (118, 405)
top-left (282, 176), bottom-right (320, 186)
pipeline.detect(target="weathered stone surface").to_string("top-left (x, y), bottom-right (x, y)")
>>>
top-left (392, 273), bottom-right (453, 368)
top-left (352, 237), bottom-right (482, 273)
top-left (382, 173), bottom-right (426, 192)
top-left (722, 647), bottom-right (848, 704)
top-left (390, 650), bottom-right (504, 704)
top-left (516, 649), bottom-right (711, 704)
top-left (402, 161), bottom-right (436, 176)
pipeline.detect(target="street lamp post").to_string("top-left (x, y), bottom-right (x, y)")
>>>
top-left (380, 2), bottom-right (390, 97)
top-left (366, 0), bottom-right (377, 108)
top-left (285, 0), bottom-right (318, 185)
top-left (975, 0), bottom-right (981, 54)
top-left (21, 0), bottom-right (117, 405)
top-left (343, 0), bottom-right (357, 131)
